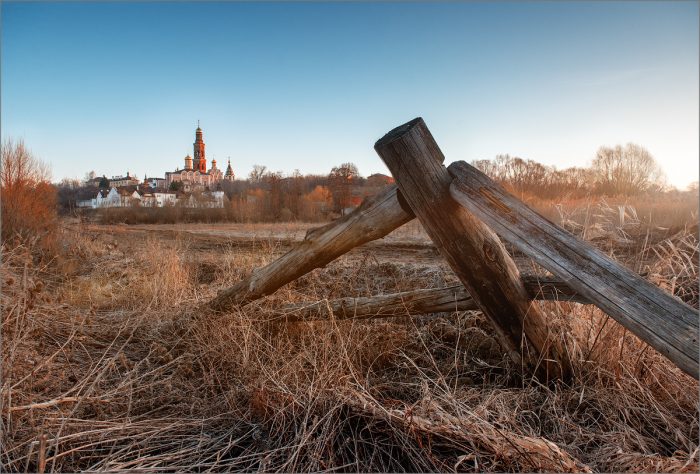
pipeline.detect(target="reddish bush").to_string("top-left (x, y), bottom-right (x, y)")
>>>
top-left (1, 139), bottom-right (57, 256)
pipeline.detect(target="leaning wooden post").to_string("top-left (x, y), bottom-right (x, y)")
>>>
top-left (208, 184), bottom-right (414, 312)
top-left (374, 117), bottom-right (570, 380)
top-left (448, 160), bottom-right (699, 379)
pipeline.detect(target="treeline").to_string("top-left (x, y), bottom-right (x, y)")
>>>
top-left (217, 163), bottom-right (392, 222)
top-left (42, 141), bottom-right (698, 227)
top-left (220, 166), bottom-right (332, 222)
top-left (472, 143), bottom-right (667, 199)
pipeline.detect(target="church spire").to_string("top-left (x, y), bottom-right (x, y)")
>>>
top-left (193, 123), bottom-right (206, 173)
top-left (224, 156), bottom-right (235, 181)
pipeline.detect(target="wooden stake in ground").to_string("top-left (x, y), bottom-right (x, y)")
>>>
top-left (448, 160), bottom-right (700, 379)
top-left (208, 184), bottom-right (414, 312)
top-left (374, 117), bottom-right (570, 380)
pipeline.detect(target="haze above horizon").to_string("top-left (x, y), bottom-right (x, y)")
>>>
top-left (2, 2), bottom-right (698, 188)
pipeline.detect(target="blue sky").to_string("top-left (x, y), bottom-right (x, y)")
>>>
top-left (2, 1), bottom-right (698, 188)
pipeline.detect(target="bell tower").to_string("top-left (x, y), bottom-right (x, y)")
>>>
top-left (193, 121), bottom-right (207, 173)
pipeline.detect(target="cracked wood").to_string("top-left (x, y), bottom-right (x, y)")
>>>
top-left (448, 160), bottom-right (699, 379)
top-left (374, 117), bottom-right (571, 380)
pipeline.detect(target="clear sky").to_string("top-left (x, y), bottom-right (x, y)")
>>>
top-left (2, 1), bottom-right (698, 188)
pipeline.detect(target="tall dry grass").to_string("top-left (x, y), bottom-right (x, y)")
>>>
top-left (1, 196), bottom-right (698, 472)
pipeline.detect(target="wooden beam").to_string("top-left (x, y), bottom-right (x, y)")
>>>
top-left (374, 118), bottom-right (571, 380)
top-left (448, 160), bottom-right (699, 379)
top-left (208, 184), bottom-right (414, 312)
top-left (279, 276), bottom-right (589, 322)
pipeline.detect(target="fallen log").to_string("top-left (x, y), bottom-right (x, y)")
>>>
top-left (279, 275), bottom-right (589, 321)
top-left (375, 118), bottom-right (571, 380)
top-left (208, 184), bottom-right (414, 312)
top-left (448, 160), bottom-right (699, 379)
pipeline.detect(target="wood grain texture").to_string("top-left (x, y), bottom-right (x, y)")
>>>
top-left (208, 184), bottom-right (414, 312)
top-left (448, 160), bottom-right (699, 379)
top-left (374, 118), bottom-right (571, 380)
top-left (280, 276), bottom-right (589, 322)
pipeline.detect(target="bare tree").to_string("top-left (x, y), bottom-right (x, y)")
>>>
top-left (328, 162), bottom-right (359, 215)
top-left (473, 146), bottom-right (665, 199)
top-left (264, 170), bottom-right (284, 219)
top-left (1, 138), bottom-right (57, 251)
top-left (248, 164), bottom-right (268, 184)
top-left (55, 178), bottom-right (86, 213)
top-left (472, 159), bottom-right (499, 179)
top-left (592, 143), bottom-right (665, 195)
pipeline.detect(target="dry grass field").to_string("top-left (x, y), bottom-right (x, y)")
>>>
top-left (2, 195), bottom-right (698, 472)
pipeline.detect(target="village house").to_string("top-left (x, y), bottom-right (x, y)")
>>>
top-left (140, 191), bottom-right (178, 208)
top-left (85, 175), bottom-right (108, 187)
top-left (76, 188), bottom-right (107, 208)
top-left (183, 190), bottom-right (226, 208)
top-left (109, 172), bottom-right (140, 188)
top-left (77, 187), bottom-right (221, 209)
top-left (76, 187), bottom-right (121, 208)
top-left (76, 187), bottom-right (135, 208)
top-left (143, 176), bottom-right (167, 190)
top-left (117, 187), bottom-right (142, 207)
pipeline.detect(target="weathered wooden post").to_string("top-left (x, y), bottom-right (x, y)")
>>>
top-left (448, 160), bottom-right (699, 379)
top-left (374, 117), bottom-right (570, 380)
top-left (208, 184), bottom-right (414, 312)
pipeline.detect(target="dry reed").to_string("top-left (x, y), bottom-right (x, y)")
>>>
top-left (1, 197), bottom-right (698, 472)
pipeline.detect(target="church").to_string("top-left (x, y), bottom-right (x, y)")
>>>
top-left (165, 124), bottom-right (235, 192)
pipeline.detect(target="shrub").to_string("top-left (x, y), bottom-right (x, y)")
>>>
top-left (0, 139), bottom-right (57, 256)
top-left (97, 206), bottom-right (238, 225)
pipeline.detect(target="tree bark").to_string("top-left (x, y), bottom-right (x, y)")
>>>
top-left (208, 184), bottom-right (414, 312)
top-left (374, 118), bottom-right (570, 380)
top-left (279, 275), bottom-right (588, 322)
top-left (448, 160), bottom-right (699, 379)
